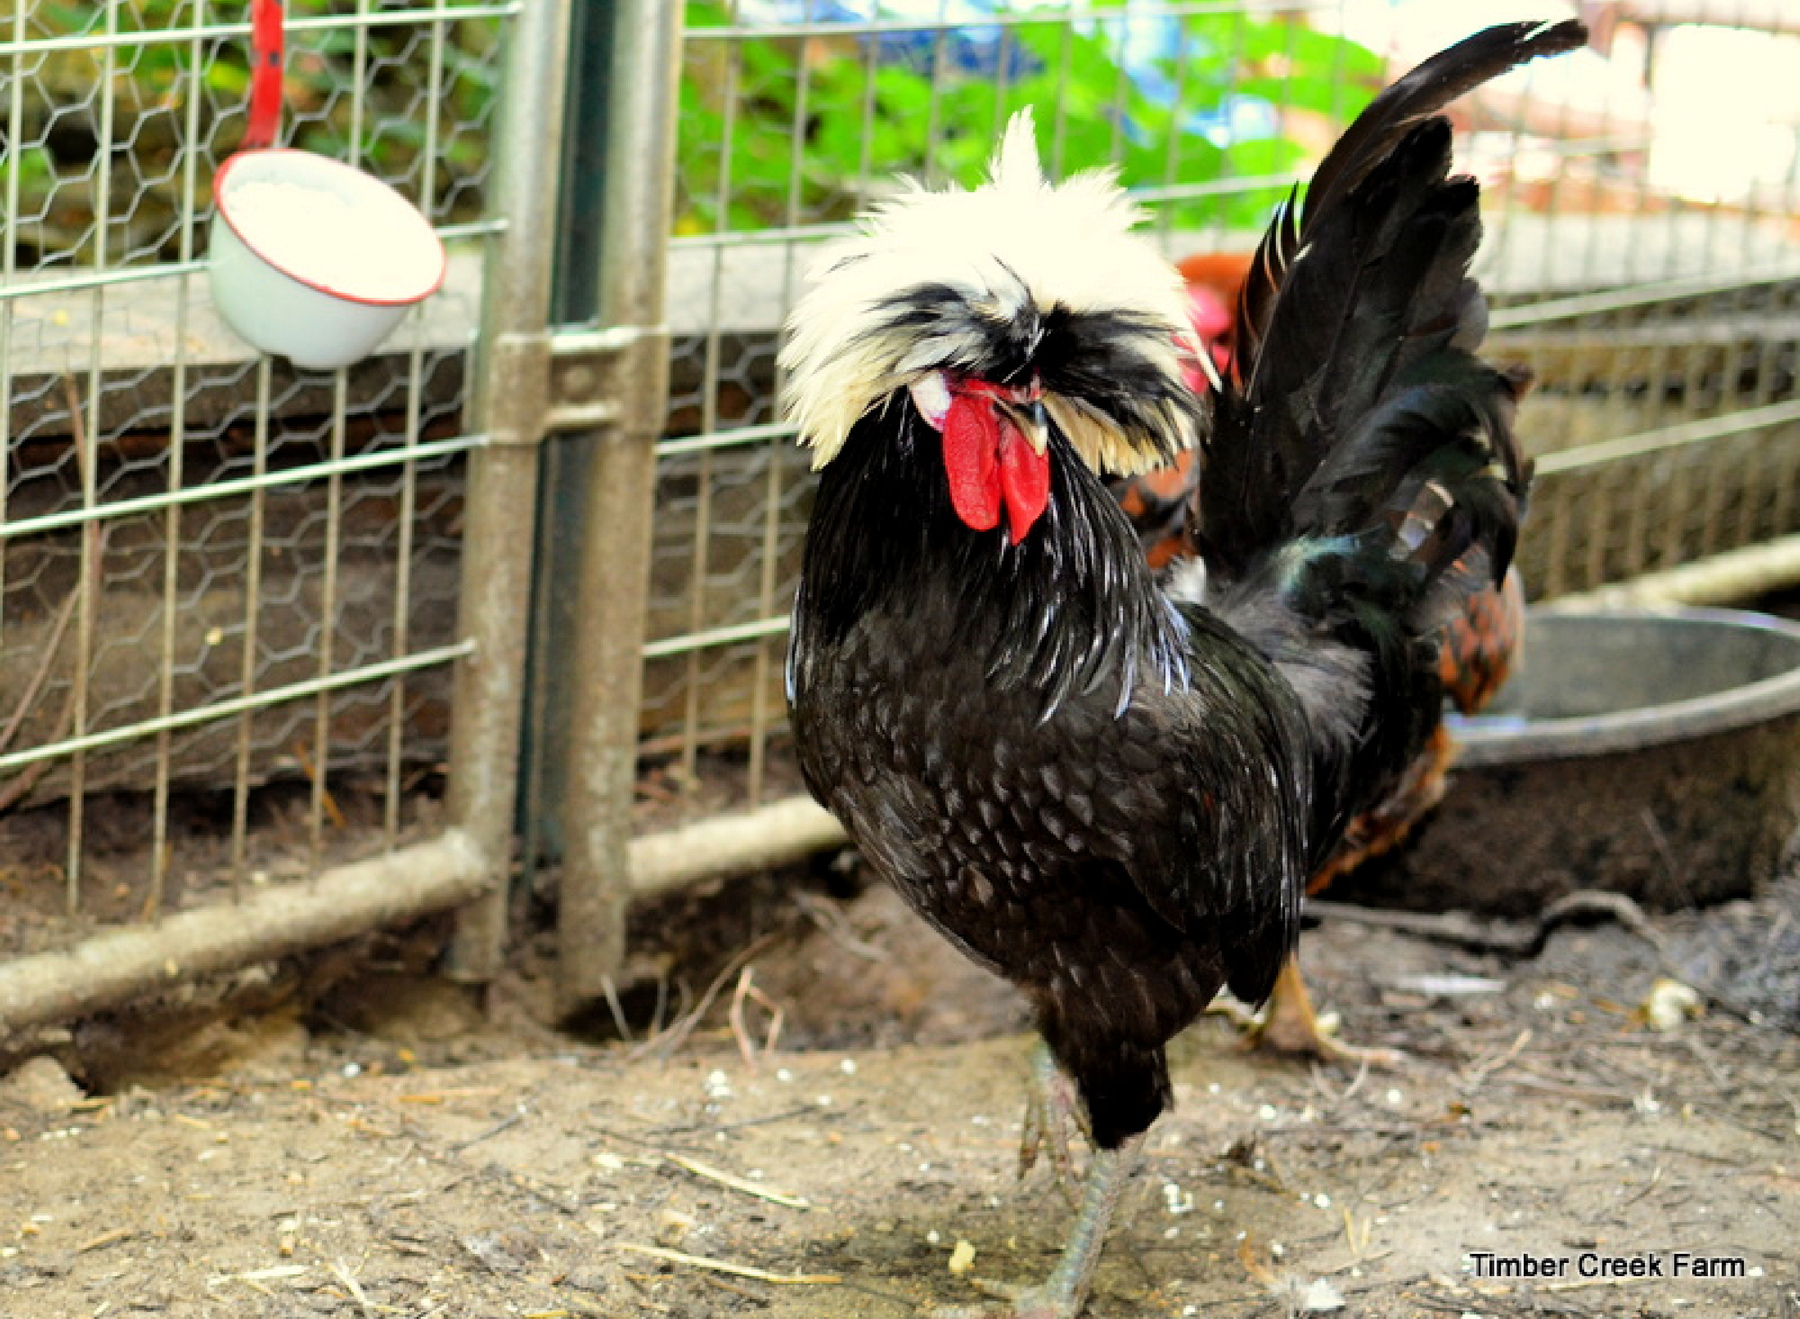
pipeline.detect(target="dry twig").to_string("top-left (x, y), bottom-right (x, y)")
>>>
top-left (290, 740), bottom-right (347, 830)
top-left (663, 1151), bottom-right (813, 1209)
top-left (728, 966), bottom-right (785, 1069)
top-left (1461, 1028), bottom-right (1532, 1092)
top-left (0, 376), bottom-right (96, 815)
top-left (631, 931), bottom-right (783, 1062)
top-left (612, 1241), bottom-right (841, 1285)
top-left (1308, 890), bottom-right (1667, 959)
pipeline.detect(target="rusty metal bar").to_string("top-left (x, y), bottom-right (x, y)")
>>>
top-left (628, 795), bottom-right (845, 901)
top-left (441, 0), bottom-right (577, 982)
top-left (0, 829), bottom-right (490, 1047)
top-left (555, 0), bottom-right (685, 1018)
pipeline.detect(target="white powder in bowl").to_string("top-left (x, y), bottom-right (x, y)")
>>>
top-left (222, 174), bottom-right (441, 303)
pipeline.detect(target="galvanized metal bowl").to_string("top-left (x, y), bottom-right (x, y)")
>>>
top-left (1347, 606), bottom-right (1800, 918)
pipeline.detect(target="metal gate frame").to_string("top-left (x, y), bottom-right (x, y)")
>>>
top-left (0, 0), bottom-right (571, 1042)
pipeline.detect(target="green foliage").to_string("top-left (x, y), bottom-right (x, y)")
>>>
top-left (8, 0), bottom-right (498, 265)
top-left (7, 0), bottom-right (1379, 264)
top-left (677, 2), bottom-right (1383, 236)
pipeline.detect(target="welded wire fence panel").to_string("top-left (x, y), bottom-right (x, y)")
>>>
top-left (646, 0), bottom-right (1800, 823)
top-left (648, 0), bottom-right (1371, 819)
top-left (0, 2), bottom-right (506, 958)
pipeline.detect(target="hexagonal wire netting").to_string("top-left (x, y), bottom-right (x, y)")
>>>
top-left (643, 1), bottom-right (1800, 824)
top-left (1, 2), bottom-right (507, 960)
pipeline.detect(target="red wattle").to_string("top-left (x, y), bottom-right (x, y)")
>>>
top-left (942, 394), bottom-right (1002, 532)
top-left (998, 425), bottom-right (1050, 544)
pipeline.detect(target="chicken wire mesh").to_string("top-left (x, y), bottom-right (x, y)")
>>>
top-left (0, 1), bottom-right (508, 961)
top-left (644, 0), bottom-right (1800, 822)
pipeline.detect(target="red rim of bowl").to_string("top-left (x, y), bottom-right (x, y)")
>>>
top-left (213, 148), bottom-right (448, 307)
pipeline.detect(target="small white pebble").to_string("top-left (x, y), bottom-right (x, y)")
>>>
top-left (1384, 1088), bottom-right (1404, 1107)
top-left (776, 1068), bottom-right (794, 1083)
top-left (1299, 1278), bottom-right (1344, 1312)
top-left (1164, 1226), bottom-right (1180, 1240)
top-left (593, 1152), bottom-right (625, 1172)
top-left (1271, 1241), bottom-right (1286, 1259)
top-left (815, 1095), bottom-right (832, 1107)
top-left (1258, 1104), bottom-right (1278, 1121)
top-left (341, 1063), bottom-right (362, 1078)
top-left (839, 1058), bottom-right (858, 1075)
top-left (926, 1229), bottom-right (941, 1245)
top-left (1207, 1082), bottom-right (1220, 1095)
top-left (1314, 1192), bottom-right (1332, 1210)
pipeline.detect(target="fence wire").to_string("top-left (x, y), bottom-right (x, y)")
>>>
top-left (643, 0), bottom-right (1800, 825)
top-left (6, 0), bottom-right (1800, 1005)
top-left (1, 1), bottom-right (503, 961)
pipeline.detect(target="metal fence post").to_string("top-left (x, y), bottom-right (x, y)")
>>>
top-left (444, 0), bottom-right (578, 982)
top-left (553, 0), bottom-right (685, 1018)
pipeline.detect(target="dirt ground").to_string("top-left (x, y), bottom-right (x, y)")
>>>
top-left (1, 854), bottom-right (1797, 1319)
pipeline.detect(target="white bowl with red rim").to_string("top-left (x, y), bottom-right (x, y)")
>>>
top-left (208, 148), bottom-right (447, 370)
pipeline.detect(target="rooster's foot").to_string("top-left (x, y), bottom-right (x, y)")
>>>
top-left (1242, 957), bottom-right (1404, 1068)
top-left (930, 1278), bottom-right (1083, 1319)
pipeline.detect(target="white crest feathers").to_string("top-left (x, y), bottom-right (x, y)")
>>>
top-left (779, 108), bottom-right (1201, 474)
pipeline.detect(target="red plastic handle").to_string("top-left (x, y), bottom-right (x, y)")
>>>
top-left (244, 0), bottom-right (285, 150)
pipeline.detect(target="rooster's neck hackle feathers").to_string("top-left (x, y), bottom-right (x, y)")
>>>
top-left (780, 107), bottom-right (1202, 478)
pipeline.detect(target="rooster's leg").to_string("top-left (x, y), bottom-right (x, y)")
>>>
top-left (942, 1133), bottom-right (1145, 1319)
top-left (1245, 956), bottom-right (1402, 1067)
top-left (1018, 1039), bottom-right (1085, 1191)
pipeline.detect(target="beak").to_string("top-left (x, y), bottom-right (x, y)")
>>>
top-left (997, 396), bottom-right (1050, 456)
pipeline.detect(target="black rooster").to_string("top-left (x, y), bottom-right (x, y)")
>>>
top-left (783, 21), bottom-right (1584, 1316)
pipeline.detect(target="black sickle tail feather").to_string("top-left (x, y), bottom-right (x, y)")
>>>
top-left (1205, 18), bottom-right (1582, 579)
top-left (1193, 21), bottom-right (1582, 858)
top-left (1199, 17), bottom-right (1586, 590)
top-left (1230, 18), bottom-right (1589, 392)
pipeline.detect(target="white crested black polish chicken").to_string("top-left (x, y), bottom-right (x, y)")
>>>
top-left (781, 20), bottom-right (1585, 1317)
